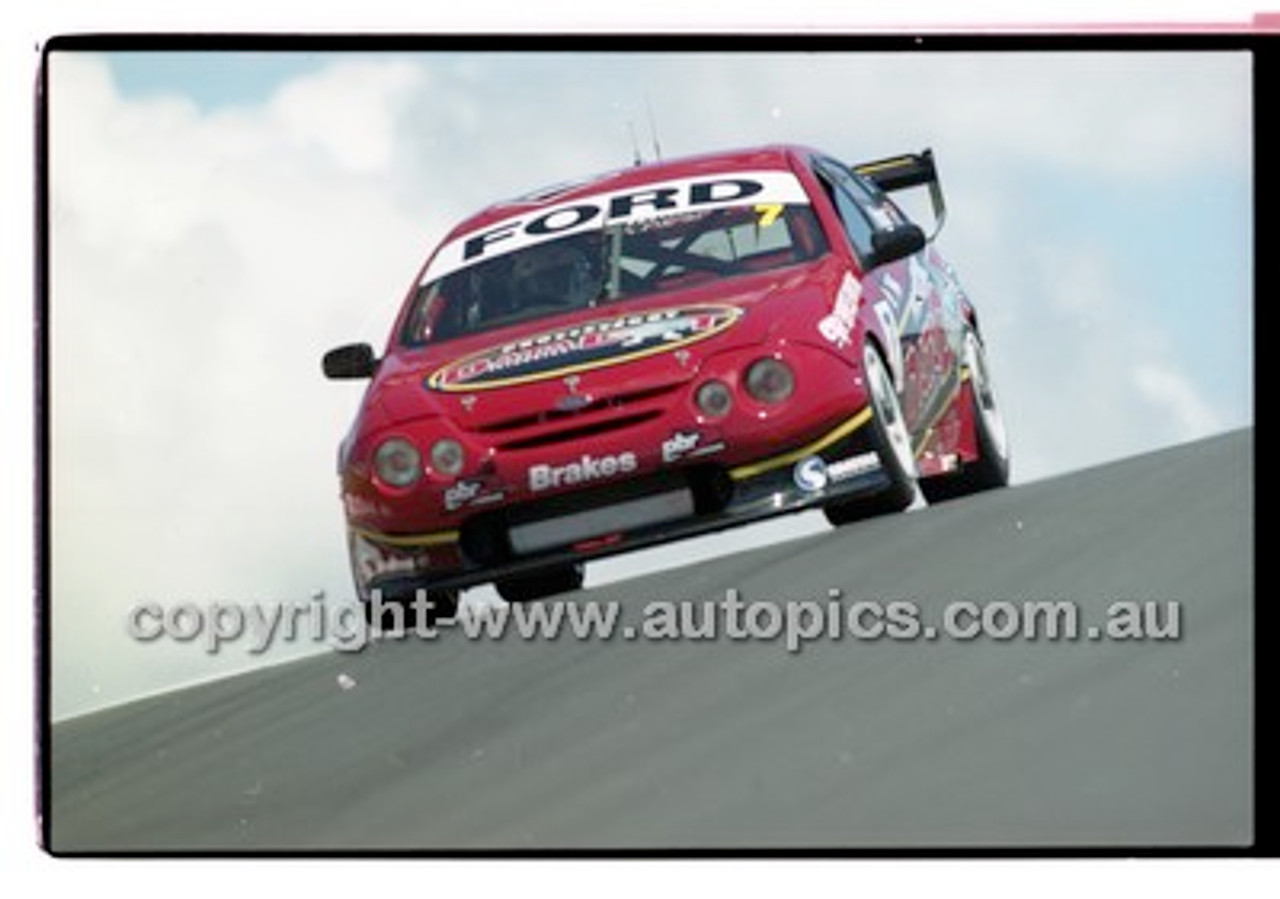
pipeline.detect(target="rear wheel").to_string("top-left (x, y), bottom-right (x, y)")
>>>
top-left (824, 342), bottom-right (918, 527)
top-left (495, 563), bottom-right (585, 604)
top-left (920, 329), bottom-right (1010, 503)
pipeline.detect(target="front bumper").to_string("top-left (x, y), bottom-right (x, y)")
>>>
top-left (349, 404), bottom-right (891, 599)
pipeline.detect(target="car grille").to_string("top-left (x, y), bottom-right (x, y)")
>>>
top-left (473, 383), bottom-right (681, 451)
top-left (495, 410), bottom-right (665, 451)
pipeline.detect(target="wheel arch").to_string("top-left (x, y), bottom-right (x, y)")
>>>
top-left (859, 314), bottom-right (902, 393)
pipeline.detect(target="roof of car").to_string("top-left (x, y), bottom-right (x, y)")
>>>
top-left (445, 144), bottom-right (817, 240)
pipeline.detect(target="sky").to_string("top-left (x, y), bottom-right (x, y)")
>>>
top-left (43, 46), bottom-right (1252, 721)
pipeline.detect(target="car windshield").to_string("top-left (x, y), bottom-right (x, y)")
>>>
top-left (401, 203), bottom-right (827, 346)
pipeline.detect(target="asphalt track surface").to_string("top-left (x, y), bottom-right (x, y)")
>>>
top-left (48, 429), bottom-right (1253, 851)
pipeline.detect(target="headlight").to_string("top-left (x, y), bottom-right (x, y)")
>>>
top-left (696, 380), bottom-right (733, 418)
top-left (745, 357), bottom-right (795, 404)
top-left (374, 438), bottom-right (422, 488)
top-left (430, 438), bottom-right (465, 476)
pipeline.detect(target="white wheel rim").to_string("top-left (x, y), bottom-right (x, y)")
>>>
top-left (966, 333), bottom-right (1009, 461)
top-left (865, 345), bottom-right (916, 478)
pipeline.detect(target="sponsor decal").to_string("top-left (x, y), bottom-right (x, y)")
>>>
top-left (422, 170), bottom-right (811, 284)
top-left (662, 431), bottom-right (700, 463)
top-left (427, 304), bottom-right (742, 392)
top-left (908, 255), bottom-right (933, 304)
top-left (880, 270), bottom-right (903, 304)
top-left (350, 530), bottom-right (435, 587)
top-left (444, 479), bottom-right (505, 512)
top-left (444, 479), bottom-right (482, 510)
top-left (878, 258), bottom-right (931, 327)
top-left (826, 452), bottom-right (881, 483)
top-left (662, 431), bottom-right (726, 464)
top-left (818, 271), bottom-right (861, 349)
top-left (529, 452), bottom-right (638, 492)
top-left (793, 456), bottom-right (829, 492)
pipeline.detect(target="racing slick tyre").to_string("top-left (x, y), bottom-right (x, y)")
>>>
top-left (495, 562), bottom-right (586, 604)
top-left (920, 329), bottom-right (1010, 503)
top-left (362, 588), bottom-right (460, 632)
top-left (823, 342), bottom-right (919, 527)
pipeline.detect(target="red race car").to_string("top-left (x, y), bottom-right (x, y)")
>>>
top-left (323, 144), bottom-right (1009, 620)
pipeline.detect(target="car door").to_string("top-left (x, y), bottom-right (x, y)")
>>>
top-left (814, 160), bottom-right (951, 443)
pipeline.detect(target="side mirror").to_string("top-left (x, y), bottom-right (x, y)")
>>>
top-left (869, 225), bottom-right (927, 268)
top-left (322, 343), bottom-right (378, 380)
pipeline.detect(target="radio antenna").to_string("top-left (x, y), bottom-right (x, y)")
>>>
top-left (645, 95), bottom-right (662, 162)
top-left (627, 120), bottom-right (642, 167)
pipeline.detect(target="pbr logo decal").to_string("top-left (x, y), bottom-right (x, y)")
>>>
top-left (443, 479), bottom-right (505, 512)
top-left (662, 430), bottom-right (726, 464)
top-left (426, 304), bottom-right (743, 392)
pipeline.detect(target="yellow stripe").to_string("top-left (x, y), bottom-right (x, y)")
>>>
top-left (854, 156), bottom-right (914, 175)
top-left (350, 526), bottom-right (460, 548)
top-left (729, 406), bottom-right (873, 481)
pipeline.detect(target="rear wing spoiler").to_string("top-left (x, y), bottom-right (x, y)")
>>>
top-left (852, 149), bottom-right (947, 238)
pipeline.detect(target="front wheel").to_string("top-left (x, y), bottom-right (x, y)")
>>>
top-left (824, 342), bottom-right (918, 527)
top-left (920, 329), bottom-right (1010, 503)
top-left (495, 563), bottom-right (585, 604)
top-left (363, 588), bottom-right (459, 632)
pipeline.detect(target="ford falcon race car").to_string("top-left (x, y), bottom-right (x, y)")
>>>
top-left (323, 144), bottom-right (1009, 620)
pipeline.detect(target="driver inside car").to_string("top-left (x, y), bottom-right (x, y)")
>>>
top-left (507, 238), bottom-right (598, 314)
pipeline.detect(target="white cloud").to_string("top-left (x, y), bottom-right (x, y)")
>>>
top-left (267, 59), bottom-right (427, 173)
top-left (49, 54), bottom-right (444, 718)
top-left (1131, 363), bottom-right (1222, 439)
top-left (632, 52), bottom-right (1250, 181)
